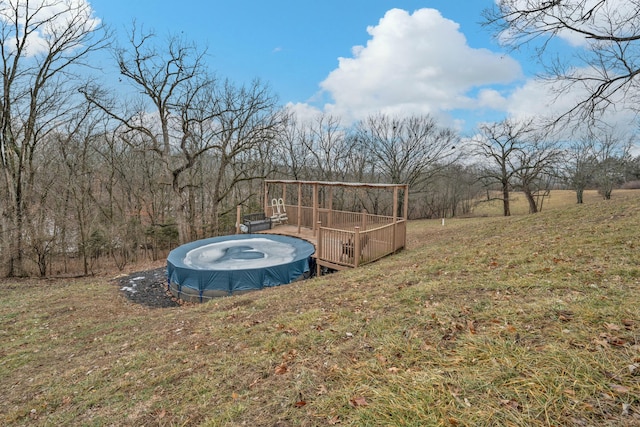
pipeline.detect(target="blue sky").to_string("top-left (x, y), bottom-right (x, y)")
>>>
top-left (87, 0), bottom-right (630, 136)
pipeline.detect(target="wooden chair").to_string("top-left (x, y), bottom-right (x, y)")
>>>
top-left (276, 198), bottom-right (288, 223)
top-left (270, 198), bottom-right (288, 225)
top-left (270, 198), bottom-right (281, 224)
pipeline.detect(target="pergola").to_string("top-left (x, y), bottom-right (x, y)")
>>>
top-left (260, 180), bottom-right (409, 274)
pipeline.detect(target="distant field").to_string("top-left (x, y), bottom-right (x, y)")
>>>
top-left (0, 190), bottom-right (638, 426)
top-left (471, 188), bottom-right (640, 217)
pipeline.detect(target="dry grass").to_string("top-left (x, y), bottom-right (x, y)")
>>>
top-left (1, 190), bottom-right (639, 426)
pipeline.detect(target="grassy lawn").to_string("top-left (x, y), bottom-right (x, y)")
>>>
top-left (1, 190), bottom-right (639, 426)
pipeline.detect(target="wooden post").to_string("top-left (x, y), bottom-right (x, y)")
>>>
top-left (236, 205), bottom-right (241, 234)
top-left (403, 184), bottom-right (409, 249)
top-left (316, 221), bottom-right (323, 276)
top-left (403, 184), bottom-right (409, 221)
top-left (392, 186), bottom-right (399, 252)
top-left (354, 226), bottom-right (361, 268)
top-left (264, 182), bottom-right (269, 217)
top-left (312, 182), bottom-right (319, 237)
top-left (328, 186), bottom-right (333, 228)
top-left (297, 182), bottom-right (302, 234)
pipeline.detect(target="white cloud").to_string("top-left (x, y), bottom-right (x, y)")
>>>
top-left (477, 89), bottom-right (508, 110)
top-left (503, 75), bottom-right (640, 147)
top-left (317, 8), bottom-right (522, 123)
top-left (296, 5), bottom-right (639, 141)
top-left (285, 102), bottom-right (323, 124)
top-left (0, 0), bottom-right (100, 57)
top-left (504, 80), bottom-right (561, 121)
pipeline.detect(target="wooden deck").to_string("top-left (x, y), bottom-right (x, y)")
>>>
top-left (253, 217), bottom-right (407, 274)
top-left (241, 179), bottom-right (409, 275)
top-left (258, 225), bottom-right (356, 272)
top-left (258, 224), bottom-right (317, 247)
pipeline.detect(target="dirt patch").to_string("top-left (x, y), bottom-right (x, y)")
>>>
top-left (115, 267), bottom-right (180, 308)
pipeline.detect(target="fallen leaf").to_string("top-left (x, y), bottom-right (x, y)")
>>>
top-left (600, 392), bottom-right (615, 401)
top-left (467, 320), bottom-right (477, 334)
top-left (605, 323), bottom-right (621, 331)
top-left (283, 349), bottom-right (298, 361)
top-left (328, 415), bottom-right (341, 425)
top-left (274, 363), bottom-right (288, 375)
top-left (609, 384), bottom-right (630, 394)
top-left (231, 392), bottom-right (239, 400)
top-left (622, 319), bottom-right (634, 330)
top-left (592, 338), bottom-right (610, 348)
top-left (608, 337), bottom-right (627, 347)
top-left (500, 399), bottom-right (520, 410)
top-left (294, 400), bottom-right (306, 407)
top-left (349, 396), bottom-right (368, 407)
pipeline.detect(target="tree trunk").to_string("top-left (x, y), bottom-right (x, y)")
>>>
top-left (502, 181), bottom-right (511, 217)
top-left (9, 184), bottom-right (25, 277)
top-left (522, 187), bottom-right (539, 214)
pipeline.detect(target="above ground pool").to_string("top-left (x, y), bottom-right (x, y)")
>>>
top-left (167, 234), bottom-right (315, 301)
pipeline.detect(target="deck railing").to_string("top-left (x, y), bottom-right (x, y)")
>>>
top-left (316, 219), bottom-right (406, 270)
top-left (262, 179), bottom-right (409, 274)
top-left (264, 201), bottom-right (406, 273)
top-left (268, 204), bottom-right (398, 232)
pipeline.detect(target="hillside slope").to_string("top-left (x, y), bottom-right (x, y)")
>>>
top-left (1, 192), bottom-right (639, 426)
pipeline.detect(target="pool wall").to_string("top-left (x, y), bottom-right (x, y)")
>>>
top-left (167, 234), bottom-right (315, 302)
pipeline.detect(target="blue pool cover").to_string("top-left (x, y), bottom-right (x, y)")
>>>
top-left (167, 234), bottom-right (315, 301)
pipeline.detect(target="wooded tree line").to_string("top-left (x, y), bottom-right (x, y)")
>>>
top-left (1, 1), bottom-right (639, 277)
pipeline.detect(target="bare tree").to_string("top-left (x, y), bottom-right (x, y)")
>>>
top-left (412, 163), bottom-right (485, 219)
top-left (274, 113), bottom-right (313, 180)
top-left (484, 0), bottom-right (640, 122)
top-left (560, 138), bottom-right (597, 204)
top-left (561, 125), bottom-right (634, 201)
top-left (589, 127), bottom-right (634, 199)
top-left (53, 104), bottom-right (116, 275)
top-left (353, 114), bottom-right (460, 217)
top-left (301, 114), bottom-right (352, 182)
top-left (355, 113), bottom-right (460, 187)
top-left (511, 134), bottom-right (562, 213)
top-left (473, 119), bottom-right (536, 216)
top-left (83, 26), bottom-right (285, 242)
top-left (113, 27), bottom-right (214, 244)
top-left (0, 0), bottom-right (109, 276)
top-left (204, 79), bottom-right (286, 235)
